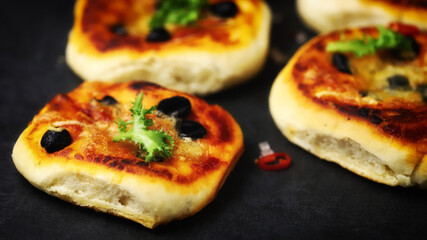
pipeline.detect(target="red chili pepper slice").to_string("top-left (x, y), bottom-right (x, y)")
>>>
top-left (256, 152), bottom-right (291, 171)
top-left (388, 22), bottom-right (420, 36)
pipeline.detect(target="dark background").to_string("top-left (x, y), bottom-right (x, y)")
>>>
top-left (1, 1), bottom-right (427, 239)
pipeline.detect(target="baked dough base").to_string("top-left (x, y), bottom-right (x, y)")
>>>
top-left (66, 1), bottom-right (272, 95)
top-left (12, 82), bottom-right (244, 228)
top-left (297, 0), bottom-right (427, 33)
top-left (269, 40), bottom-right (427, 187)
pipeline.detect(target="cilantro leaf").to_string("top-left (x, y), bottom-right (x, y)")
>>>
top-left (149, 0), bottom-right (208, 29)
top-left (113, 92), bottom-right (174, 162)
top-left (326, 26), bottom-right (414, 57)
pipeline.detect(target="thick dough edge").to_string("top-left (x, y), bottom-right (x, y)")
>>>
top-left (269, 37), bottom-right (427, 187)
top-left (66, 2), bottom-right (272, 95)
top-left (12, 129), bottom-right (243, 228)
top-left (297, 0), bottom-right (427, 33)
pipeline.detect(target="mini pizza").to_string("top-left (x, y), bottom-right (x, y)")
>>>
top-left (12, 81), bottom-right (244, 228)
top-left (66, 0), bottom-right (271, 95)
top-left (297, 0), bottom-right (427, 33)
top-left (269, 24), bottom-right (427, 187)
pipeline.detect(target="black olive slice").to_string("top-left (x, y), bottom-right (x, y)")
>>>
top-left (387, 75), bottom-right (411, 90)
top-left (390, 36), bottom-right (420, 61)
top-left (332, 53), bottom-right (352, 74)
top-left (157, 96), bottom-right (191, 118)
top-left (416, 84), bottom-right (427, 103)
top-left (110, 24), bottom-right (128, 36)
top-left (210, 1), bottom-right (238, 18)
top-left (177, 120), bottom-right (207, 139)
top-left (410, 36), bottom-right (420, 55)
top-left (41, 128), bottom-right (72, 153)
top-left (146, 28), bottom-right (171, 42)
top-left (359, 90), bottom-right (368, 97)
top-left (98, 95), bottom-right (118, 105)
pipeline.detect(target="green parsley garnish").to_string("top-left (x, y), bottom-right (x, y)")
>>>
top-left (113, 92), bottom-right (174, 162)
top-left (149, 0), bottom-right (208, 29)
top-left (326, 26), bottom-right (413, 57)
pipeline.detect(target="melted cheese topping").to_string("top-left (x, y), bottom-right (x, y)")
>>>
top-left (69, 0), bottom-right (264, 56)
top-left (350, 51), bottom-right (426, 104)
top-left (24, 82), bottom-right (243, 186)
top-left (292, 27), bottom-right (427, 145)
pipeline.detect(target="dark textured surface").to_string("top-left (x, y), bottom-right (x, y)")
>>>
top-left (1, 1), bottom-right (427, 239)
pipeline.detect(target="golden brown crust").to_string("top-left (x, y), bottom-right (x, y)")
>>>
top-left (72, 0), bottom-right (263, 55)
top-left (363, 0), bottom-right (427, 11)
top-left (270, 27), bottom-right (427, 186)
top-left (13, 81), bottom-right (244, 227)
top-left (297, 0), bottom-right (427, 33)
top-left (362, 0), bottom-right (427, 27)
top-left (66, 0), bottom-right (271, 95)
top-left (25, 81), bottom-right (242, 185)
top-left (292, 27), bottom-right (427, 147)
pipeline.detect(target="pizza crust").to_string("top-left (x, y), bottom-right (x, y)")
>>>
top-left (297, 0), bottom-right (427, 33)
top-left (269, 33), bottom-right (427, 187)
top-left (66, 0), bottom-right (271, 95)
top-left (12, 82), bottom-right (244, 228)
top-left (13, 135), bottom-right (224, 228)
